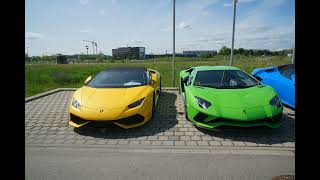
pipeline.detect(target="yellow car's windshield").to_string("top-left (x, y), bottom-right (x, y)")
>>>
top-left (87, 68), bottom-right (149, 88)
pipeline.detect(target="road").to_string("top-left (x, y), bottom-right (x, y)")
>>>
top-left (26, 147), bottom-right (294, 180)
top-left (25, 89), bottom-right (295, 180)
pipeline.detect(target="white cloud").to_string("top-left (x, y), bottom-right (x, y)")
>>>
top-left (201, 11), bottom-right (209, 16)
top-left (99, 10), bottom-right (105, 15)
top-left (25, 32), bottom-right (44, 39)
top-left (238, 0), bottom-right (256, 3)
top-left (159, 0), bottom-right (171, 7)
top-left (111, 0), bottom-right (117, 5)
top-left (131, 40), bottom-right (144, 43)
top-left (224, 0), bottom-right (256, 7)
top-left (80, 29), bottom-right (89, 33)
top-left (80, 0), bottom-right (89, 5)
top-left (161, 22), bottom-right (192, 31)
top-left (160, 26), bottom-right (171, 32)
top-left (176, 20), bottom-right (293, 51)
top-left (177, 22), bottom-right (192, 30)
top-left (223, 3), bottom-right (233, 7)
top-left (186, 0), bottom-right (220, 10)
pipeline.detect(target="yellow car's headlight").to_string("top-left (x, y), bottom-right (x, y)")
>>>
top-left (72, 98), bottom-right (81, 109)
top-left (128, 97), bottom-right (145, 108)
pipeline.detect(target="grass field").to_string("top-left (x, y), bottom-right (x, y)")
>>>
top-left (25, 56), bottom-right (291, 97)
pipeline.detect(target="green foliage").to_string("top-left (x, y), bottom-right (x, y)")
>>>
top-left (25, 56), bottom-right (291, 97)
top-left (219, 46), bottom-right (231, 55)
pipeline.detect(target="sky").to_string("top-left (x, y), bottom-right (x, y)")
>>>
top-left (25, 0), bottom-right (295, 56)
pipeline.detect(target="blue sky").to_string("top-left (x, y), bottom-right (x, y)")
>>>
top-left (25, 0), bottom-right (295, 56)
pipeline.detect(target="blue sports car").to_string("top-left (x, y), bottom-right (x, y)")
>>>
top-left (252, 64), bottom-right (295, 110)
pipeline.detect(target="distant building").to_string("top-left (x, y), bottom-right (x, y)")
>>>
top-left (183, 50), bottom-right (217, 57)
top-left (112, 47), bottom-right (145, 60)
top-left (56, 54), bottom-right (68, 64)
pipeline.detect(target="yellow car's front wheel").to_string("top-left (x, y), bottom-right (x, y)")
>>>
top-left (151, 93), bottom-right (156, 119)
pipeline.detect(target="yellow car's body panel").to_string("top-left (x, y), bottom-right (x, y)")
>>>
top-left (68, 68), bottom-right (161, 129)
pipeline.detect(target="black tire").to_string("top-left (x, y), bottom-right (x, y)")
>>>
top-left (159, 78), bottom-right (162, 93)
top-left (184, 96), bottom-right (189, 120)
top-left (151, 93), bottom-right (156, 118)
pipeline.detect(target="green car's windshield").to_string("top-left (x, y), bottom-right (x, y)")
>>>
top-left (87, 69), bottom-right (148, 88)
top-left (193, 70), bottom-right (260, 89)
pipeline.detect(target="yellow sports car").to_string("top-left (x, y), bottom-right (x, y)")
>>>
top-left (69, 67), bottom-right (161, 129)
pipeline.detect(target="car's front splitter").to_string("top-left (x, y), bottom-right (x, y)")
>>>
top-left (186, 104), bottom-right (283, 129)
top-left (69, 113), bottom-right (150, 129)
top-left (188, 116), bottom-right (282, 129)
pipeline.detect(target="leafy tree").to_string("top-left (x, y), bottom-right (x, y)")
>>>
top-left (219, 46), bottom-right (231, 55)
top-left (238, 48), bottom-right (245, 55)
top-left (233, 49), bottom-right (239, 55)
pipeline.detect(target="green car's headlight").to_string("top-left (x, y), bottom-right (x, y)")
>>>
top-left (72, 98), bottom-right (81, 109)
top-left (195, 96), bottom-right (212, 109)
top-left (128, 97), bottom-right (145, 108)
top-left (270, 95), bottom-right (282, 108)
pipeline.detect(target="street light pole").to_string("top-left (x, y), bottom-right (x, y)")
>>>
top-left (92, 42), bottom-right (95, 55)
top-left (86, 45), bottom-right (89, 55)
top-left (95, 42), bottom-right (98, 55)
top-left (172, 0), bottom-right (176, 87)
top-left (230, 0), bottom-right (237, 66)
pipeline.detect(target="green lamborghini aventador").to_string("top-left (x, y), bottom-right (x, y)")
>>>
top-left (179, 66), bottom-right (283, 129)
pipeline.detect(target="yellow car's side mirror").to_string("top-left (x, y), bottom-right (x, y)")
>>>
top-left (84, 76), bottom-right (92, 84)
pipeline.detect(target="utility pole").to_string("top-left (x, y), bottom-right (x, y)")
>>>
top-left (172, 0), bottom-right (176, 87)
top-left (230, 0), bottom-right (238, 66)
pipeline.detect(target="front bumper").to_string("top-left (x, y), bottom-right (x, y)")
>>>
top-left (186, 103), bottom-right (283, 129)
top-left (68, 97), bottom-right (153, 129)
top-left (69, 113), bottom-right (146, 129)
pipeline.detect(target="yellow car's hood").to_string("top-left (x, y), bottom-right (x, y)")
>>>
top-left (80, 86), bottom-right (149, 109)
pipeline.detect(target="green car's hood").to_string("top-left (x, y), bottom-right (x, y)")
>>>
top-left (188, 85), bottom-right (276, 108)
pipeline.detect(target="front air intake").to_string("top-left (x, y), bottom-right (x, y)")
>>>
top-left (193, 112), bottom-right (208, 122)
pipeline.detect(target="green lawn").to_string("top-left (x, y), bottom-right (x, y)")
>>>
top-left (25, 56), bottom-right (291, 97)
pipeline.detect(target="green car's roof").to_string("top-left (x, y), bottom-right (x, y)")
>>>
top-left (191, 66), bottom-right (240, 71)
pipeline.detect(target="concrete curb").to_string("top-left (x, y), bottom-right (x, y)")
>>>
top-left (25, 87), bottom-right (179, 102)
top-left (25, 88), bottom-right (77, 102)
top-left (26, 144), bottom-right (295, 156)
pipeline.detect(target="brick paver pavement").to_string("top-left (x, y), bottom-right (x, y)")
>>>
top-left (25, 90), bottom-right (295, 150)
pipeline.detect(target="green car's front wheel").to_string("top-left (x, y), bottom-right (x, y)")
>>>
top-left (183, 95), bottom-right (189, 121)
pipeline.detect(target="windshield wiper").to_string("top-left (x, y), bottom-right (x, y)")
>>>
top-left (219, 85), bottom-right (256, 89)
top-left (194, 84), bottom-right (219, 88)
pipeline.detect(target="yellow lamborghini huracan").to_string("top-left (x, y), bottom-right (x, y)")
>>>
top-left (69, 67), bottom-right (161, 129)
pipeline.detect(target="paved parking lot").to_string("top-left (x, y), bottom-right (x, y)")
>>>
top-left (25, 89), bottom-right (295, 151)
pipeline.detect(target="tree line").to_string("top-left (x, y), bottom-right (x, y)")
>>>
top-left (25, 53), bottom-right (113, 63)
top-left (218, 46), bottom-right (293, 56)
top-left (25, 46), bottom-right (293, 63)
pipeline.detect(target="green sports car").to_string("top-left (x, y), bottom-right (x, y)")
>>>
top-left (179, 66), bottom-right (283, 129)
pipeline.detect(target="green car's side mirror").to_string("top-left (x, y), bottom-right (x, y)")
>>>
top-left (84, 76), bottom-right (92, 84)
